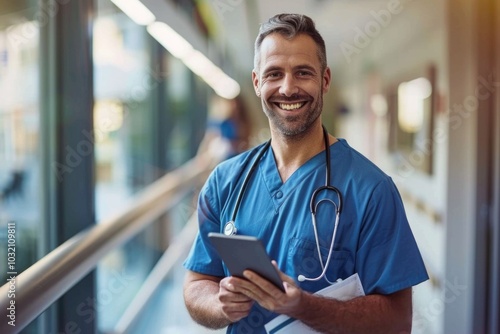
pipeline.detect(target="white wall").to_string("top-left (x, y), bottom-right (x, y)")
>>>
top-left (328, 0), bottom-right (450, 332)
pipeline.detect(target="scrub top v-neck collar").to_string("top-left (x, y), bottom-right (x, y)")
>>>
top-left (259, 144), bottom-right (331, 211)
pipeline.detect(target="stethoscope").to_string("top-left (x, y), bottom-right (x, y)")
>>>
top-left (223, 126), bottom-right (343, 285)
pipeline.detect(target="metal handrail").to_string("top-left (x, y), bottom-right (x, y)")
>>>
top-left (112, 211), bottom-right (199, 334)
top-left (0, 153), bottom-right (218, 333)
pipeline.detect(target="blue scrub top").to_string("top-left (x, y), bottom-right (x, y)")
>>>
top-left (184, 139), bottom-right (428, 333)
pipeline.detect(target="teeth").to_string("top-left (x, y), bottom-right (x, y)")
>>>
top-left (279, 102), bottom-right (304, 110)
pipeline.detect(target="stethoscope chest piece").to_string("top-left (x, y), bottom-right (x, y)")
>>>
top-left (224, 221), bottom-right (237, 235)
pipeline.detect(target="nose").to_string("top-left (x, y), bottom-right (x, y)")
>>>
top-left (278, 74), bottom-right (299, 97)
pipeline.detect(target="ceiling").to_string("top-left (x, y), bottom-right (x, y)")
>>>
top-left (0, 0), bottom-right (440, 78)
top-left (202, 0), bottom-right (439, 76)
top-left (140, 0), bottom-right (442, 101)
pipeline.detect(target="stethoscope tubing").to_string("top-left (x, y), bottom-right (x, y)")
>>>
top-left (229, 140), bottom-right (272, 224)
top-left (306, 200), bottom-right (340, 284)
top-left (223, 126), bottom-right (343, 284)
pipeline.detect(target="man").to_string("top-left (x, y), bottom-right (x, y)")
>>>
top-left (183, 13), bottom-right (428, 333)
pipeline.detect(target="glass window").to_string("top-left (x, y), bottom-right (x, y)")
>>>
top-left (0, 4), bottom-right (41, 333)
top-left (93, 1), bottom-right (165, 331)
top-left (93, 0), bottom-right (210, 331)
top-left (0, 1), bottom-right (40, 285)
top-left (93, 2), bottom-right (153, 220)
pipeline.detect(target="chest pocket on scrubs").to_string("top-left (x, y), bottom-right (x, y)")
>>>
top-left (287, 237), bottom-right (354, 291)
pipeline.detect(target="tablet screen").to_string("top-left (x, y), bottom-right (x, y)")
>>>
top-left (208, 233), bottom-right (285, 292)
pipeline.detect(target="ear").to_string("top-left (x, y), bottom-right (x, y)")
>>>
top-left (322, 67), bottom-right (332, 94)
top-left (252, 70), bottom-right (261, 97)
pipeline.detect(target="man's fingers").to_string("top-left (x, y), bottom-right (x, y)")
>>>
top-left (219, 290), bottom-right (253, 302)
top-left (271, 260), bottom-right (297, 286)
top-left (220, 297), bottom-right (254, 322)
top-left (219, 276), bottom-right (255, 322)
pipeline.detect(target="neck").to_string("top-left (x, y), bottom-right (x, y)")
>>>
top-left (270, 123), bottom-right (336, 182)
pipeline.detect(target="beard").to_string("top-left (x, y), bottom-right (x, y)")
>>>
top-left (262, 92), bottom-right (323, 138)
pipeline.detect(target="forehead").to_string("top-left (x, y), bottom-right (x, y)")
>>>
top-left (258, 33), bottom-right (320, 69)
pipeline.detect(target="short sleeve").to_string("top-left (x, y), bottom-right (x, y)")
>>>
top-left (183, 169), bottom-right (226, 277)
top-left (355, 178), bottom-right (428, 294)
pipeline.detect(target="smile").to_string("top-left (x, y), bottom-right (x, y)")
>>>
top-left (278, 102), bottom-right (306, 110)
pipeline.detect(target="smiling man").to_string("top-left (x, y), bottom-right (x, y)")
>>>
top-left (183, 13), bottom-right (428, 334)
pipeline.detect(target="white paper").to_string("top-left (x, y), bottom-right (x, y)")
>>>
top-left (265, 273), bottom-right (365, 334)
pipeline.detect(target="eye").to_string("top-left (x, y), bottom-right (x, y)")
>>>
top-left (265, 71), bottom-right (282, 79)
top-left (297, 70), bottom-right (313, 77)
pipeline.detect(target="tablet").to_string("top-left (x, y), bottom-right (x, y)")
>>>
top-left (208, 232), bottom-right (285, 292)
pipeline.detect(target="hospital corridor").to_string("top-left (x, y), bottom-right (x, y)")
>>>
top-left (0, 0), bottom-right (499, 333)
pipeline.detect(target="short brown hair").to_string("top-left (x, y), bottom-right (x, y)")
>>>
top-left (254, 13), bottom-right (327, 72)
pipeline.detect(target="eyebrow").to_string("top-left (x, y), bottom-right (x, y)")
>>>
top-left (262, 64), bottom-right (318, 75)
top-left (294, 65), bottom-right (317, 73)
top-left (261, 65), bottom-right (282, 74)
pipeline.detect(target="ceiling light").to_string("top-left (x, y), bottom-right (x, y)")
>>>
top-left (110, 0), bottom-right (155, 26)
top-left (183, 50), bottom-right (240, 99)
top-left (148, 23), bottom-right (240, 99)
top-left (147, 21), bottom-right (194, 59)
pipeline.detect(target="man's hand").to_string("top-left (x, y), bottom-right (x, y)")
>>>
top-left (218, 276), bottom-right (255, 322)
top-left (185, 267), bottom-right (413, 333)
top-left (226, 261), bottom-right (304, 316)
top-left (183, 271), bottom-right (253, 329)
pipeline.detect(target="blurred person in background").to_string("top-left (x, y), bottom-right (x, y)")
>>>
top-left (198, 95), bottom-right (251, 160)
